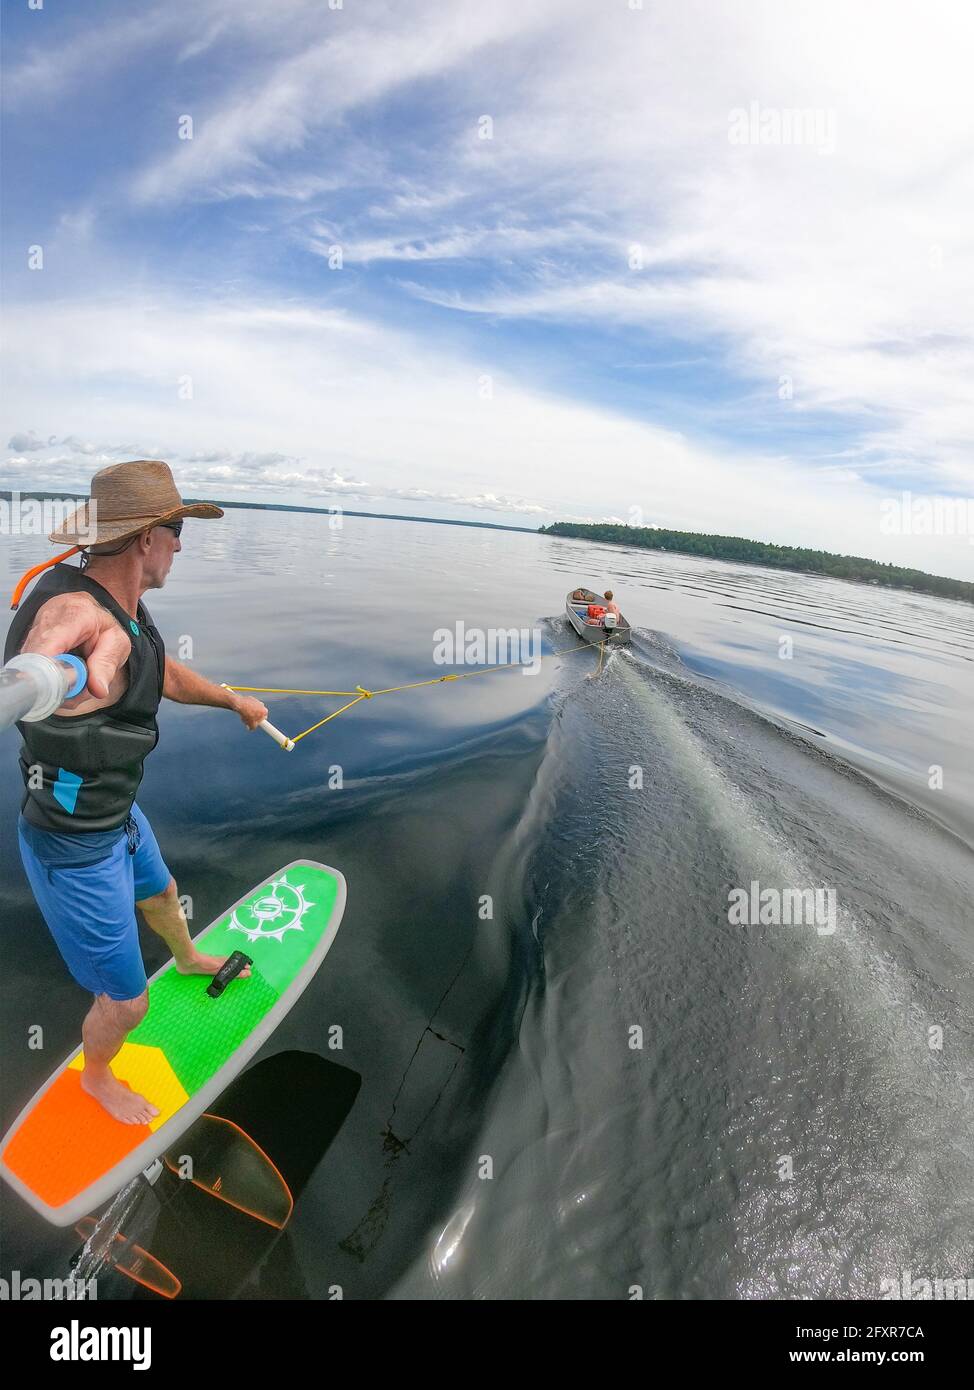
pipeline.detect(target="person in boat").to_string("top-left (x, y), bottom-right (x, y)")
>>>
top-left (603, 590), bottom-right (621, 617)
top-left (4, 461), bottom-right (269, 1126)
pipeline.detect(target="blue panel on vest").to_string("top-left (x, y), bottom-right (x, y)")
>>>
top-left (53, 769), bottom-right (83, 815)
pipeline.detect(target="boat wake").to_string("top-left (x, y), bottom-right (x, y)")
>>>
top-left (389, 642), bottom-right (974, 1298)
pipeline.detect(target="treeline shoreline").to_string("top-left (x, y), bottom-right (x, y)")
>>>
top-left (539, 522), bottom-right (974, 605)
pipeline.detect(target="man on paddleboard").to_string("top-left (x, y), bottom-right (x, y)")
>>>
top-left (4, 461), bottom-right (269, 1126)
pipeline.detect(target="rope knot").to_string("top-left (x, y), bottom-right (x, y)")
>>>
top-left (356, 686), bottom-right (374, 699)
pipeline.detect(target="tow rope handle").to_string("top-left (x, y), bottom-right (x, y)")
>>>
top-left (220, 684), bottom-right (295, 750)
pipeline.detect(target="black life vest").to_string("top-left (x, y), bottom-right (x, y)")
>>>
top-left (3, 565), bottom-right (165, 832)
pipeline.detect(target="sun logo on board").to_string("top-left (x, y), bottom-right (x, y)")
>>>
top-left (228, 875), bottom-right (313, 943)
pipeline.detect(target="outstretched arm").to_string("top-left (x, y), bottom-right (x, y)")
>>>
top-left (163, 657), bottom-right (268, 731)
top-left (19, 592), bottom-right (131, 700)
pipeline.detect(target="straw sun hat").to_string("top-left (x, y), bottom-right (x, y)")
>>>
top-left (49, 460), bottom-right (223, 546)
top-left (10, 460), bottom-right (223, 610)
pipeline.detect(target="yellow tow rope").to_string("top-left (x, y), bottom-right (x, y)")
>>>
top-left (226, 634), bottom-right (613, 746)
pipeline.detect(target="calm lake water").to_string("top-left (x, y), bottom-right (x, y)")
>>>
top-left (2, 510), bottom-right (973, 1299)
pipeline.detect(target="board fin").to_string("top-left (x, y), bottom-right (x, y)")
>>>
top-left (75, 1215), bottom-right (181, 1299)
top-left (164, 1114), bottom-right (293, 1229)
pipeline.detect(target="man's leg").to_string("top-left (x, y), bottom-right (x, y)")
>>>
top-left (138, 878), bottom-right (251, 978)
top-left (80, 991), bottom-right (160, 1125)
top-left (18, 821), bottom-right (161, 1123)
top-left (129, 807), bottom-right (251, 978)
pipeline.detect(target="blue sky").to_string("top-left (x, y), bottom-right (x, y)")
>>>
top-left (2, 0), bottom-right (973, 578)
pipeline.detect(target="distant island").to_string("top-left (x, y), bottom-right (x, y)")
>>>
top-left (539, 522), bottom-right (974, 605)
top-left (5, 489), bottom-right (970, 603)
top-left (0, 490), bottom-right (536, 536)
top-left (200, 499), bottom-right (537, 534)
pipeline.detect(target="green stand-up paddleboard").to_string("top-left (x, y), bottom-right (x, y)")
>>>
top-left (0, 860), bottom-right (346, 1227)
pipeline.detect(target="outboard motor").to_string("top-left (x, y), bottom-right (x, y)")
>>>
top-left (603, 612), bottom-right (618, 632)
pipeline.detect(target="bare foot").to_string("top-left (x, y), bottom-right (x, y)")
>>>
top-left (174, 952), bottom-right (252, 979)
top-left (81, 1068), bottom-right (160, 1125)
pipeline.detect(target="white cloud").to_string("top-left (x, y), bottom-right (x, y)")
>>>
top-left (7, 431), bottom-right (47, 452)
top-left (130, 1), bottom-right (560, 206)
top-left (3, 291), bottom-right (972, 577)
top-left (4, 0), bottom-right (974, 579)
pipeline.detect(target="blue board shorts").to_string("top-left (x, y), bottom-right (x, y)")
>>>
top-left (17, 804), bottom-right (172, 1002)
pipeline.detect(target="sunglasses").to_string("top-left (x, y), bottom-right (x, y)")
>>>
top-left (157, 520), bottom-right (184, 538)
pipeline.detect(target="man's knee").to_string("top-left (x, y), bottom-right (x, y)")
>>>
top-left (138, 877), bottom-right (178, 909)
top-left (103, 990), bottom-right (149, 1029)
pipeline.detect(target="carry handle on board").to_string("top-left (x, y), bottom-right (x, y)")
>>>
top-left (206, 951), bottom-right (253, 998)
